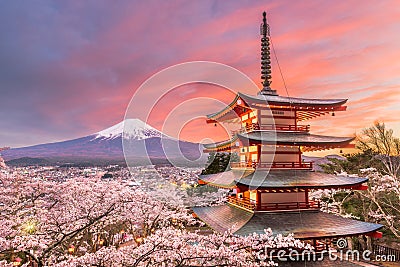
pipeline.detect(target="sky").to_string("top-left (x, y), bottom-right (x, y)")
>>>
top-left (1, 0), bottom-right (400, 149)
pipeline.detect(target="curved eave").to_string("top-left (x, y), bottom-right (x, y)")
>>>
top-left (237, 210), bottom-right (384, 239)
top-left (203, 136), bottom-right (238, 152)
top-left (193, 205), bottom-right (383, 239)
top-left (235, 170), bottom-right (368, 189)
top-left (206, 92), bottom-right (348, 123)
top-left (238, 92), bottom-right (348, 108)
top-left (236, 177), bottom-right (368, 190)
top-left (206, 94), bottom-right (241, 122)
top-left (198, 181), bottom-right (235, 189)
top-left (198, 171), bottom-right (237, 189)
top-left (237, 131), bottom-right (355, 147)
top-left (198, 170), bottom-right (368, 190)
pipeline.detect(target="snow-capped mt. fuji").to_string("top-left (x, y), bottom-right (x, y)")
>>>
top-left (2, 119), bottom-right (204, 166)
top-left (95, 119), bottom-right (165, 140)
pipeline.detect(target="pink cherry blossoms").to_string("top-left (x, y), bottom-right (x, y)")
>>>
top-left (0, 169), bottom-right (308, 266)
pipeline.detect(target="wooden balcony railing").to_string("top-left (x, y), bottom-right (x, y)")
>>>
top-left (257, 162), bottom-right (313, 169)
top-left (231, 123), bottom-right (310, 135)
top-left (230, 161), bottom-right (313, 170)
top-left (227, 196), bottom-right (256, 211)
top-left (227, 196), bottom-right (321, 212)
top-left (258, 200), bottom-right (321, 211)
top-left (260, 124), bottom-right (310, 132)
top-left (230, 162), bottom-right (258, 168)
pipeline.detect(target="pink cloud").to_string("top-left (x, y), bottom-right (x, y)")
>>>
top-left (2, 1), bottom-right (400, 147)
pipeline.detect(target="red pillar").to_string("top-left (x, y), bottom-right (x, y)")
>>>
top-left (298, 146), bottom-right (302, 165)
top-left (256, 191), bottom-right (261, 211)
top-left (305, 189), bottom-right (309, 205)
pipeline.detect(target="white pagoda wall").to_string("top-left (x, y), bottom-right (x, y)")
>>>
top-left (258, 109), bottom-right (296, 126)
top-left (261, 192), bottom-right (306, 204)
top-left (260, 145), bottom-right (300, 163)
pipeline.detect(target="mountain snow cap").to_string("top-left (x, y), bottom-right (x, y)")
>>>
top-left (95, 119), bottom-right (165, 140)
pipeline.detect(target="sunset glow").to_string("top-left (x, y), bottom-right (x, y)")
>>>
top-left (1, 1), bottom-right (400, 149)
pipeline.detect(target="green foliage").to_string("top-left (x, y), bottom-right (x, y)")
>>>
top-left (319, 150), bottom-right (382, 175)
top-left (102, 173), bottom-right (113, 179)
top-left (201, 152), bottom-right (238, 175)
top-left (319, 158), bottom-right (347, 174)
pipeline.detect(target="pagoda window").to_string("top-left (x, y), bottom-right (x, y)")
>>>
top-left (241, 113), bottom-right (249, 121)
top-left (249, 145), bottom-right (258, 152)
top-left (249, 190), bottom-right (257, 203)
top-left (239, 146), bottom-right (258, 163)
top-left (272, 110), bottom-right (284, 115)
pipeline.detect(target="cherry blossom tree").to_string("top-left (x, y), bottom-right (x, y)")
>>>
top-left (310, 169), bottom-right (400, 242)
top-left (313, 123), bottom-right (400, 240)
top-left (54, 228), bottom-right (311, 267)
top-left (309, 187), bottom-right (358, 219)
top-left (0, 169), bottom-right (308, 267)
top-left (358, 168), bottom-right (400, 238)
top-left (0, 171), bottom-right (194, 266)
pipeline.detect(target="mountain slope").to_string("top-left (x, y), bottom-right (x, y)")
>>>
top-left (2, 119), bottom-right (204, 165)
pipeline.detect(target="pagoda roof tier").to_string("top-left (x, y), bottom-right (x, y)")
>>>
top-left (199, 170), bottom-right (368, 190)
top-left (192, 204), bottom-right (383, 238)
top-left (239, 92), bottom-right (347, 108)
top-left (236, 170), bottom-right (367, 189)
top-left (198, 171), bottom-right (237, 189)
top-left (238, 131), bottom-right (354, 146)
top-left (203, 136), bottom-right (238, 153)
top-left (203, 131), bottom-right (354, 152)
top-left (207, 92), bottom-right (347, 123)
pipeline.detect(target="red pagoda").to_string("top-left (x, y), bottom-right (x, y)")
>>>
top-left (193, 12), bottom-right (382, 251)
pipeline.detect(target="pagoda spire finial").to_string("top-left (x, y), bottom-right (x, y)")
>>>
top-left (259, 11), bottom-right (277, 96)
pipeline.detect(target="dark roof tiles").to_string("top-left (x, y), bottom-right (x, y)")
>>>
top-left (238, 131), bottom-right (354, 145)
top-left (199, 170), bottom-right (367, 189)
top-left (193, 204), bottom-right (253, 233)
top-left (193, 204), bottom-right (383, 239)
top-left (238, 92), bottom-right (348, 107)
top-left (237, 170), bottom-right (368, 189)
